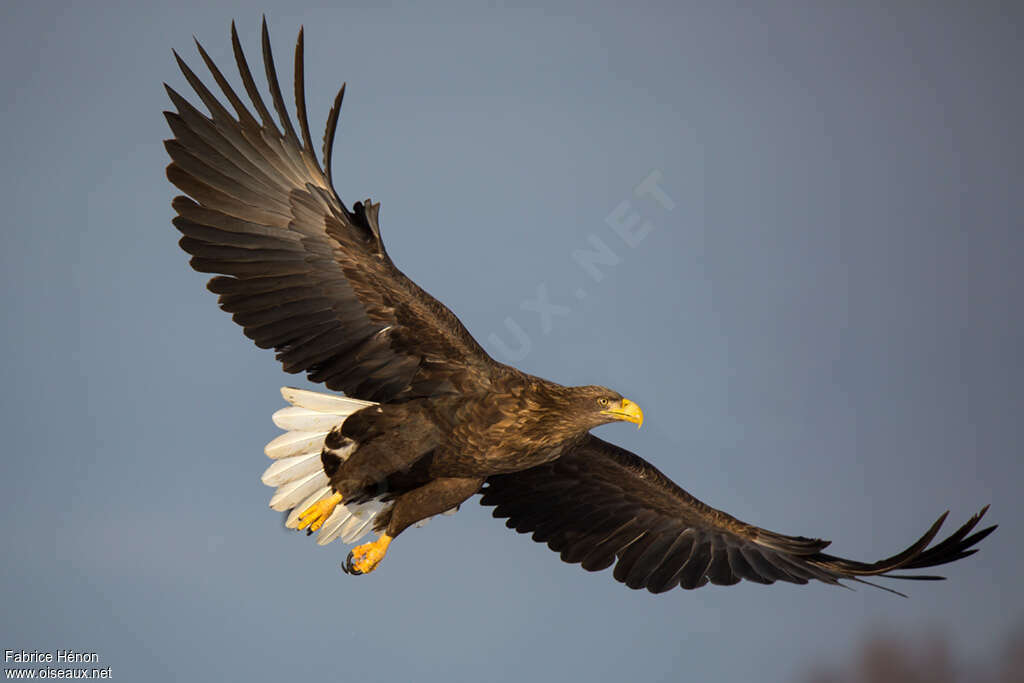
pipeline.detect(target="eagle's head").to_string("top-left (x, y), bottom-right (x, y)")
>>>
top-left (568, 385), bottom-right (644, 430)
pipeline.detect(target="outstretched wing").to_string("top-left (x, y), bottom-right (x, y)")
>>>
top-left (480, 436), bottom-right (995, 595)
top-left (164, 20), bottom-right (499, 402)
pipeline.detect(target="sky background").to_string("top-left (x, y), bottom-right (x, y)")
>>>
top-left (1, 2), bottom-right (1020, 681)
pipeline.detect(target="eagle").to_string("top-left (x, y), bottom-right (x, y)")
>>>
top-left (164, 20), bottom-right (994, 592)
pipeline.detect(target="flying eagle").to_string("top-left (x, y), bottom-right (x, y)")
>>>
top-left (164, 20), bottom-right (994, 592)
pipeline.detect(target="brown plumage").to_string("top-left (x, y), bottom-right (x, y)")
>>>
top-left (164, 19), bottom-right (995, 592)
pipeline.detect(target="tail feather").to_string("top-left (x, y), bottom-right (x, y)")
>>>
top-left (269, 470), bottom-right (329, 511)
top-left (272, 406), bottom-right (350, 432)
top-left (264, 430), bottom-right (331, 459)
top-left (341, 508), bottom-right (382, 544)
top-left (315, 505), bottom-right (351, 544)
top-left (261, 451), bottom-right (322, 486)
top-left (263, 386), bottom-right (390, 546)
top-left (281, 387), bottom-right (375, 413)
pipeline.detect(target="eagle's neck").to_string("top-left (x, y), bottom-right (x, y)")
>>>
top-left (514, 381), bottom-right (594, 447)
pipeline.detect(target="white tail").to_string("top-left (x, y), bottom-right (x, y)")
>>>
top-left (262, 387), bottom-right (387, 545)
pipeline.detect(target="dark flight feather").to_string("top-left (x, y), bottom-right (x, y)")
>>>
top-left (481, 437), bottom-right (995, 594)
top-left (166, 21), bottom-right (502, 404)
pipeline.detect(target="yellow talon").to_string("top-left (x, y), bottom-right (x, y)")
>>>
top-left (345, 534), bottom-right (392, 575)
top-left (297, 492), bottom-right (343, 532)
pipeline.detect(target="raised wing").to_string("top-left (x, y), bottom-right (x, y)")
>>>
top-left (164, 20), bottom-right (498, 402)
top-left (480, 436), bottom-right (994, 595)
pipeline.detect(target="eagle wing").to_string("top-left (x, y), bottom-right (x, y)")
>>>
top-left (480, 435), bottom-right (995, 595)
top-left (164, 20), bottom-right (498, 402)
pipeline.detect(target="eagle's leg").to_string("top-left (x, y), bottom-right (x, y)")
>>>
top-left (344, 534), bottom-right (392, 575)
top-left (343, 476), bottom-right (485, 576)
top-left (297, 492), bottom-right (343, 532)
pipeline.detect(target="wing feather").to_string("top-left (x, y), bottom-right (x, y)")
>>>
top-left (480, 436), bottom-right (995, 594)
top-left (166, 22), bottom-right (500, 402)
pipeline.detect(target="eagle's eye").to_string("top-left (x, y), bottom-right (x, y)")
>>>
top-left (597, 397), bottom-right (609, 407)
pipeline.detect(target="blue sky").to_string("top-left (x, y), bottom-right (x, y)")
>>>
top-left (1, 2), bottom-right (1020, 681)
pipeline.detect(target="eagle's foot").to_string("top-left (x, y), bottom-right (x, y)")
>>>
top-left (297, 492), bottom-right (343, 532)
top-left (343, 534), bottom-right (393, 575)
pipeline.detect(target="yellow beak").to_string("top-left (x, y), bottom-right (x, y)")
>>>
top-left (602, 397), bottom-right (644, 428)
